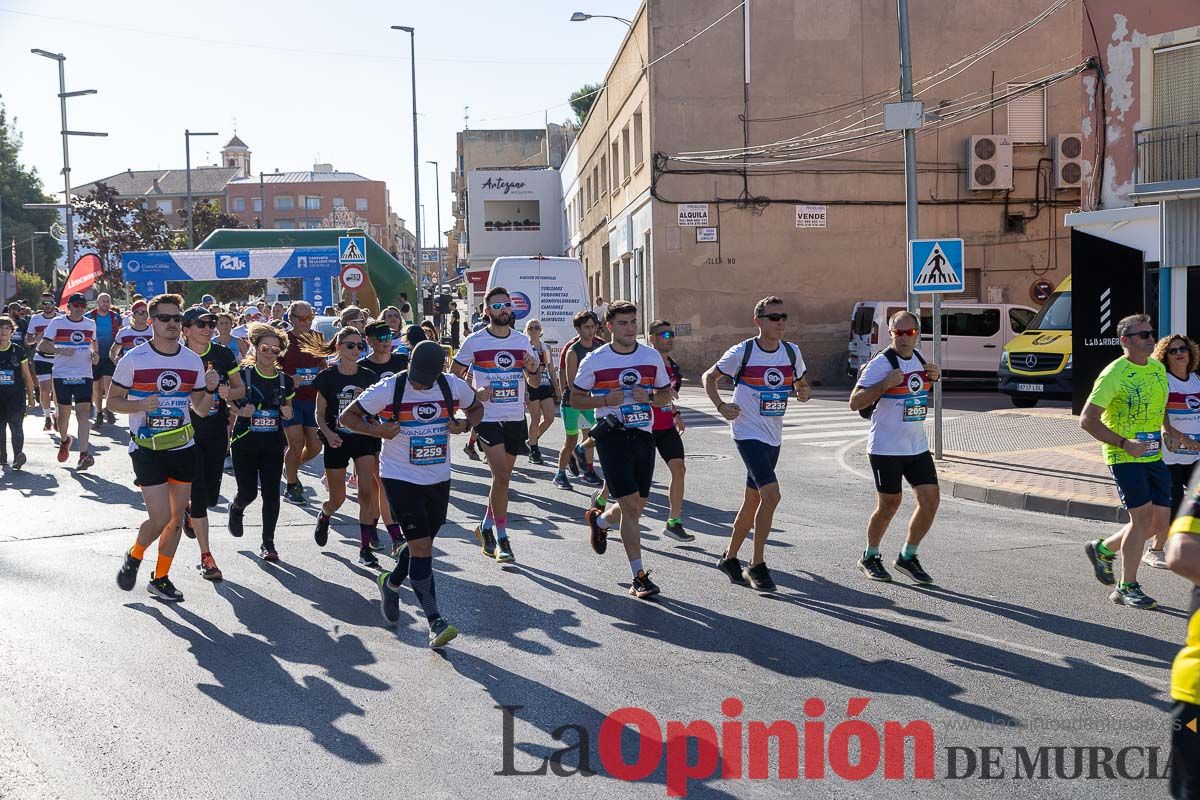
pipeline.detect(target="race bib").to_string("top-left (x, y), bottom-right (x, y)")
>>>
top-left (491, 378), bottom-right (520, 403)
top-left (903, 395), bottom-right (928, 423)
top-left (0, 370), bottom-right (13, 386)
top-left (410, 434), bottom-right (448, 465)
top-left (147, 407), bottom-right (186, 431)
top-left (61, 377), bottom-right (87, 385)
top-left (251, 409), bottom-right (280, 432)
top-left (295, 367), bottom-right (319, 387)
top-left (539, 369), bottom-right (550, 386)
top-left (759, 391), bottom-right (789, 417)
top-left (336, 394), bottom-right (357, 432)
top-left (621, 403), bottom-right (653, 429)
top-left (1136, 431), bottom-right (1161, 455)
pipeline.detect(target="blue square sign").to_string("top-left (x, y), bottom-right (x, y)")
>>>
top-left (339, 235), bottom-right (367, 264)
top-left (909, 238), bottom-right (964, 294)
top-left (215, 250), bottom-right (251, 279)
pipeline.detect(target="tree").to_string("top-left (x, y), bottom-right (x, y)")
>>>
top-left (14, 270), bottom-right (47, 304)
top-left (178, 199), bottom-right (244, 247)
top-left (0, 98), bottom-right (63, 281)
top-left (73, 182), bottom-right (139, 287)
top-left (569, 84), bottom-right (602, 125)
top-left (130, 205), bottom-right (174, 251)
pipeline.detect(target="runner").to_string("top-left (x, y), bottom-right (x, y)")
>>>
top-left (111, 300), bottom-right (153, 363)
top-left (380, 306), bottom-right (405, 344)
top-left (39, 292), bottom-right (99, 469)
top-left (214, 312), bottom-right (248, 360)
top-left (228, 323), bottom-right (296, 561)
top-left (0, 315), bottom-right (36, 470)
top-left (86, 292), bottom-right (121, 427)
top-left (848, 310), bottom-right (942, 585)
top-left (342, 339), bottom-right (483, 648)
top-left (703, 295), bottom-right (812, 592)
top-left (278, 300), bottom-right (325, 505)
top-left (112, 294), bottom-right (220, 601)
top-left (181, 307), bottom-right (245, 581)
top-left (308, 328), bottom-right (383, 567)
top-left (451, 286), bottom-right (541, 563)
top-left (27, 292), bottom-right (59, 431)
top-left (1081, 314), bottom-right (1178, 610)
top-left (647, 319), bottom-right (692, 542)
top-left (523, 318), bottom-right (559, 466)
top-left (576, 301), bottom-right (672, 598)
top-left (1164, 466), bottom-right (1200, 800)
top-left (1149, 335), bottom-right (1200, 569)
top-left (552, 311), bottom-right (603, 490)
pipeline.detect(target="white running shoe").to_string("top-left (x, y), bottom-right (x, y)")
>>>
top-left (1141, 548), bottom-right (1168, 570)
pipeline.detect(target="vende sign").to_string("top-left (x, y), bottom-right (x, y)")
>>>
top-left (677, 204), bottom-right (709, 227)
top-left (795, 205), bottom-right (827, 228)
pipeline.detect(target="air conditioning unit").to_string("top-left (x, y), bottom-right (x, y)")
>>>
top-left (968, 135), bottom-right (1013, 191)
top-left (1052, 133), bottom-right (1083, 190)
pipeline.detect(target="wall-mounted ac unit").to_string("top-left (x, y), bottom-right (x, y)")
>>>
top-left (968, 135), bottom-right (1013, 191)
top-left (1052, 133), bottom-right (1083, 190)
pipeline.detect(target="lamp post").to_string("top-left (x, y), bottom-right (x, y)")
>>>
top-left (184, 130), bottom-right (218, 248)
top-left (569, 11), bottom-right (633, 25)
top-left (427, 160), bottom-right (444, 286)
top-left (391, 25), bottom-right (421, 312)
top-left (31, 49), bottom-right (105, 271)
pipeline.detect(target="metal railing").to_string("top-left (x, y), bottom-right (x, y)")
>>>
top-left (1135, 120), bottom-right (1200, 185)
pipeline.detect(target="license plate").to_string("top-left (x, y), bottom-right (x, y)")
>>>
top-left (1017, 383), bottom-right (1044, 393)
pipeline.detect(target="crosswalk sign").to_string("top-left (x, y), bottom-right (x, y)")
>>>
top-left (909, 238), bottom-right (964, 294)
top-left (338, 235), bottom-right (367, 265)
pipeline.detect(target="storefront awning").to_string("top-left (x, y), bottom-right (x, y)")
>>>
top-left (1063, 205), bottom-right (1160, 262)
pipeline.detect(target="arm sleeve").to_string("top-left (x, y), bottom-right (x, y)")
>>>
top-left (714, 342), bottom-right (745, 379)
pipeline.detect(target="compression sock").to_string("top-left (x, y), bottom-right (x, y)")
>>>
top-left (387, 523), bottom-right (403, 544)
top-left (360, 523), bottom-right (376, 549)
top-left (482, 505), bottom-right (495, 531)
top-left (409, 556), bottom-right (440, 622)
top-left (900, 543), bottom-right (918, 559)
top-left (1096, 540), bottom-right (1116, 558)
top-left (667, 517), bottom-right (681, 527)
top-left (630, 558), bottom-right (644, 579)
top-left (131, 542), bottom-right (147, 561)
top-left (495, 517), bottom-right (508, 541)
top-left (154, 553), bottom-right (173, 580)
top-left (864, 545), bottom-right (880, 559)
top-left (595, 495), bottom-right (608, 509)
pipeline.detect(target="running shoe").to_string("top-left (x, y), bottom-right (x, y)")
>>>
top-left (358, 547), bottom-right (381, 569)
top-left (566, 451), bottom-right (580, 477)
top-left (183, 506), bottom-right (195, 539)
top-left (391, 539), bottom-right (410, 584)
top-left (43, 416), bottom-right (52, 432)
top-left (717, 556), bottom-right (748, 585)
top-left (573, 444), bottom-right (588, 473)
top-left (105, 409), bottom-right (116, 425)
top-left (56, 435), bottom-right (72, 463)
top-left (1110, 582), bottom-right (1158, 610)
top-left (585, 508), bottom-right (608, 555)
top-left (377, 572), bottom-right (401, 625)
top-left (893, 555), bottom-right (933, 585)
top-left (12, 453), bottom-right (26, 471)
top-left (663, 521), bottom-right (694, 543)
top-left (117, 548), bottom-right (142, 591)
top-left (1141, 548), bottom-right (1168, 570)
top-left (528, 444), bottom-right (544, 465)
top-left (228, 506), bottom-right (244, 538)
top-left (147, 576), bottom-right (184, 602)
top-left (629, 571), bottom-right (661, 599)
top-left (77, 450), bottom-right (94, 471)
top-left (579, 470), bottom-right (603, 487)
top-left (198, 553), bottom-right (222, 581)
top-left (283, 482), bottom-right (307, 506)
top-left (91, 416), bottom-right (102, 431)
top-left (857, 554), bottom-right (892, 582)
top-left (428, 617), bottom-right (460, 649)
top-left (314, 513), bottom-right (331, 547)
top-left (1084, 540), bottom-right (1116, 586)
top-left (463, 441), bottom-right (481, 461)
top-left (552, 471), bottom-right (573, 490)
top-left (743, 562), bottom-right (777, 592)
top-left (496, 538), bottom-right (515, 563)
top-left (474, 525), bottom-right (497, 559)
top-left (259, 544), bottom-right (279, 562)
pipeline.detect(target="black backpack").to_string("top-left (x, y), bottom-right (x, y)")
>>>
top-left (733, 338), bottom-right (800, 385)
top-left (856, 347), bottom-right (926, 419)
top-left (391, 370), bottom-right (456, 418)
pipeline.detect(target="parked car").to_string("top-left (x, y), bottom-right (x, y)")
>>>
top-left (998, 275), bottom-right (1072, 407)
top-left (848, 300), bottom-right (1037, 380)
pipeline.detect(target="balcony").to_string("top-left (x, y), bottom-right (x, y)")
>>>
top-left (1133, 120), bottom-right (1200, 201)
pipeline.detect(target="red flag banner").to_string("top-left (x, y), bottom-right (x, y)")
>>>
top-left (58, 253), bottom-right (104, 309)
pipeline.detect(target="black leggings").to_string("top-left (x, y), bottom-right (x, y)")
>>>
top-left (0, 394), bottom-right (24, 461)
top-left (190, 431), bottom-right (229, 518)
top-left (231, 438), bottom-right (284, 546)
top-left (1170, 462), bottom-right (1199, 516)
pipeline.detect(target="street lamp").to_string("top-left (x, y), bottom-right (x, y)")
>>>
top-left (31, 48), bottom-right (106, 271)
top-left (427, 160), bottom-right (444, 286)
top-left (570, 11), bottom-right (633, 25)
top-left (184, 130), bottom-right (219, 249)
top-left (391, 25), bottom-right (421, 312)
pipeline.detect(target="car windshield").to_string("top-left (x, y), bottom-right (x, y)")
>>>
top-left (1025, 291), bottom-right (1071, 331)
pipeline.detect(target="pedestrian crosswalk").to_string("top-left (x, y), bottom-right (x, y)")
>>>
top-left (677, 398), bottom-right (872, 448)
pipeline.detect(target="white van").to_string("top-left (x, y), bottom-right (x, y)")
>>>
top-left (486, 256), bottom-right (590, 362)
top-left (847, 300), bottom-right (1037, 380)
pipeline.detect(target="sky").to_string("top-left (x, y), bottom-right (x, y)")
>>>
top-left (0, 0), bottom-right (642, 247)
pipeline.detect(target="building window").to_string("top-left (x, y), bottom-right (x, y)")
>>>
top-left (586, 176), bottom-right (593, 208)
top-left (334, 196), bottom-right (345, 209)
top-left (1006, 84), bottom-right (1045, 144)
top-left (600, 154), bottom-right (608, 195)
top-left (155, 199), bottom-right (172, 214)
top-left (356, 197), bottom-right (369, 211)
top-left (621, 125), bottom-right (632, 180)
top-left (232, 197), bottom-right (246, 212)
top-left (305, 196), bottom-right (321, 210)
top-left (252, 197), bottom-right (262, 212)
top-left (633, 108), bottom-right (644, 168)
top-left (274, 195), bottom-right (294, 211)
top-left (611, 142), bottom-right (620, 187)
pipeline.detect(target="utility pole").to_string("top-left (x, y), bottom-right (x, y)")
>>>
top-left (392, 25), bottom-right (421, 317)
top-left (896, 0), bottom-right (919, 317)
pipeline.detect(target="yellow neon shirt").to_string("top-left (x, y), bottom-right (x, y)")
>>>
top-left (1170, 471), bottom-right (1200, 704)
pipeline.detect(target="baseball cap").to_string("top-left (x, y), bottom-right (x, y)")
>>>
top-left (131, 300), bottom-right (148, 312)
top-left (408, 340), bottom-right (445, 386)
top-left (364, 321), bottom-right (392, 339)
top-left (182, 306), bottom-right (217, 326)
top-left (67, 293), bottom-right (87, 306)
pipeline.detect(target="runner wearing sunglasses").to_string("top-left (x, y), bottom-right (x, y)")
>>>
top-left (38, 292), bottom-right (100, 469)
top-left (1081, 314), bottom-right (1180, 609)
top-left (307, 328), bottom-right (384, 567)
top-left (850, 309), bottom-right (942, 585)
top-left (27, 293), bottom-right (60, 430)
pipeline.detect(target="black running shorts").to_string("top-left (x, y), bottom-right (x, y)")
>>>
top-left (653, 426), bottom-right (685, 463)
top-left (381, 478), bottom-right (450, 541)
top-left (321, 432), bottom-right (382, 471)
top-left (131, 445), bottom-right (196, 488)
top-left (868, 451), bottom-right (938, 494)
top-left (596, 428), bottom-right (655, 499)
top-left (475, 420), bottom-right (529, 456)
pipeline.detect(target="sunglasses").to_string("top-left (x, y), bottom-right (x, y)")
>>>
top-left (342, 341), bottom-right (367, 350)
top-left (154, 314), bottom-right (184, 323)
top-left (372, 333), bottom-right (394, 341)
top-left (1167, 346), bottom-right (1189, 355)
top-left (490, 301), bottom-right (514, 310)
top-left (133, 310), bottom-right (148, 315)
top-left (655, 330), bottom-right (675, 339)
top-left (257, 344), bottom-right (282, 355)
top-left (187, 320), bottom-right (215, 329)
top-left (892, 328), bottom-right (920, 337)
top-left (527, 326), bottom-right (541, 332)
top-left (1126, 330), bottom-right (1156, 341)
top-left (70, 302), bottom-right (87, 309)
top-left (757, 313), bottom-right (788, 322)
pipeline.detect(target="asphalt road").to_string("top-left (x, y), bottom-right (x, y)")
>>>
top-left (0, 387), bottom-right (1188, 800)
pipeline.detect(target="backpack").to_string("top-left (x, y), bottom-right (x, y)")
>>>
top-left (733, 338), bottom-right (800, 385)
top-left (856, 347), bottom-right (926, 420)
top-left (241, 367), bottom-right (287, 408)
top-left (391, 371), bottom-right (456, 420)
